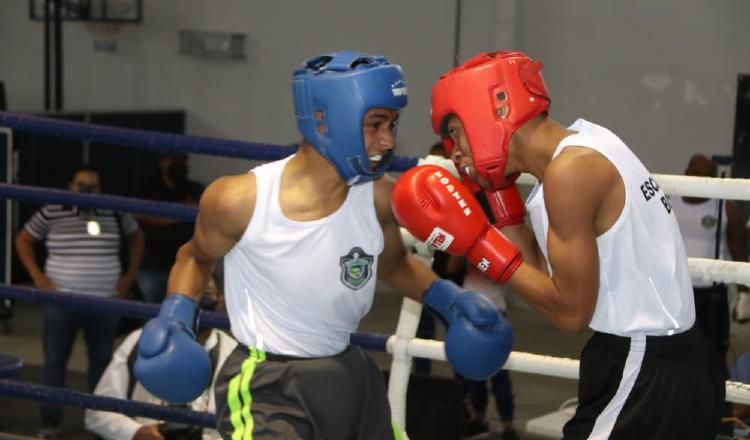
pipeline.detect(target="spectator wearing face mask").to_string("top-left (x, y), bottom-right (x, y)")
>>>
top-left (15, 165), bottom-right (144, 439)
top-left (134, 153), bottom-right (205, 304)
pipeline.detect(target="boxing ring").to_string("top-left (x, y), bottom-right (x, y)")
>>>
top-left (1, 111), bottom-right (750, 437)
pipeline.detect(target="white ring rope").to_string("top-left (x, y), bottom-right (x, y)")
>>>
top-left (386, 297), bottom-right (422, 432)
top-left (516, 173), bottom-right (750, 201)
top-left (403, 228), bottom-right (750, 285)
top-left (690, 258), bottom-right (750, 286)
top-left (727, 381), bottom-right (750, 406)
top-left (386, 331), bottom-right (750, 404)
top-left (388, 171), bottom-right (750, 430)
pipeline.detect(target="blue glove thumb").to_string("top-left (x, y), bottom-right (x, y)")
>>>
top-left (134, 330), bottom-right (211, 404)
top-left (454, 292), bottom-right (499, 327)
top-left (422, 280), bottom-right (513, 380)
top-left (134, 294), bottom-right (210, 404)
top-left (138, 294), bottom-right (197, 357)
top-left (137, 318), bottom-right (170, 357)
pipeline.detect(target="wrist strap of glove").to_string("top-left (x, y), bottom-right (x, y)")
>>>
top-left (422, 280), bottom-right (460, 320)
top-left (460, 173), bottom-right (483, 194)
top-left (467, 226), bottom-right (523, 283)
top-left (162, 293), bottom-right (200, 336)
top-left (483, 186), bottom-right (526, 228)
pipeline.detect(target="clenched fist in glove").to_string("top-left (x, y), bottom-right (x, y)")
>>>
top-left (422, 279), bottom-right (513, 380)
top-left (134, 294), bottom-right (211, 404)
top-left (392, 164), bottom-right (522, 283)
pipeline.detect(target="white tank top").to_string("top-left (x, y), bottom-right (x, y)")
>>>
top-left (526, 119), bottom-right (694, 336)
top-left (670, 196), bottom-right (728, 287)
top-left (223, 156), bottom-right (384, 357)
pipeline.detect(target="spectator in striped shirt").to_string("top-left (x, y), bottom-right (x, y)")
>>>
top-left (15, 165), bottom-right (145, 439)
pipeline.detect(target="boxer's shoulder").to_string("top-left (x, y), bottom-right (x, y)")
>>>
top-left (373, 174), bottom-right (397, 225)
top-left (199, 173), bottom-right (256, 238)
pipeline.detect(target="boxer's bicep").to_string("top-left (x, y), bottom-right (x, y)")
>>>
top-left (167, 174), bottom-right (256, 297)
top-left (373, 175), bottom-right (406, 263)
top-left (374, 176), bottom-right (436, 299)
top-left (544, 159), bottom-right (605, 328)
top-left (501, 222), bottom-right (548, 274)
top-left (193, 174), bottom-right (256, 263)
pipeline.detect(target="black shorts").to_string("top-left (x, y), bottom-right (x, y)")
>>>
top-left (214, 344), bottom-right (399, 440)
top-left (562, 326), bottom-right (724, 440)
top-left (693, 284), bottom-right (730, 359)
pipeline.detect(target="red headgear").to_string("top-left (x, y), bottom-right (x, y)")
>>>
top-left (431, 51), bottom-right (550, 189)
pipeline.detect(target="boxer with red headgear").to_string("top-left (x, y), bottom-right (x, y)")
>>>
top-left (431, 51), bottom-right (549, 189)
top-left (433, 51), bottom-right (548, 235)
top-left (393, 50), bottom-right (722, 438)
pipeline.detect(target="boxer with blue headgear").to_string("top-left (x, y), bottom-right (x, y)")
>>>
top-left (135, 50), bottom-right (510, 439)
top-left (293, 51), bottom-right (408, 185)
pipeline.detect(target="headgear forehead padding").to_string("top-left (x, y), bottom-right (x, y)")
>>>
top-left (292, 51), bottom-right (408, 185)
top-left (431, 51), bottom-right (550, 189)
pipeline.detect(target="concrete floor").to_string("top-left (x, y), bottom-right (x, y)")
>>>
top-left (0, 283), bottom-right (748, 439)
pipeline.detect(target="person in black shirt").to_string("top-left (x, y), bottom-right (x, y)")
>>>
top-left (135, 153), bottom-right (204, 304)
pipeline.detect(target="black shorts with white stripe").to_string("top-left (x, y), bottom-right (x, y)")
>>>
top-left (563, 325), bottom-right (723, 440)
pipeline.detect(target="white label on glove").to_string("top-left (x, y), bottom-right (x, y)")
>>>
top-left (426, 227), bottom-right (454, 251)
top-left (477, 257), bottom-right (491, 273)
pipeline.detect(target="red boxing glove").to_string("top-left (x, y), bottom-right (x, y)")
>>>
top-left (483, 185), bottom-right (526, 228)
top-left (392, 165), bottom-right (522, 282)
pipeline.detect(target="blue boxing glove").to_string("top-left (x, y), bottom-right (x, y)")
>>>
top-left (423, 279), bottom-right (513, 380)
top-left (134, 293), bottom-right (211, 404)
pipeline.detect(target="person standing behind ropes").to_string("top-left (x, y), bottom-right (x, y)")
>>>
top-left (15, 165), bottom-right (144, 439)
top-left (670, 153), bottom-right (749, 374)
top-left (135, 153), bottom-right (204, 304)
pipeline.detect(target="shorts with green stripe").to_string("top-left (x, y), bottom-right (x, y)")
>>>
top-left (214, 344), bottom-right (399, 440)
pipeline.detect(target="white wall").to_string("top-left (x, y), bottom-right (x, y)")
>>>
top-left (2, 1), bottom-right (749, 180)
top-left (0, 0), bottom-right (458, 183)
top-left (517, 0), bottom-right (750, 175)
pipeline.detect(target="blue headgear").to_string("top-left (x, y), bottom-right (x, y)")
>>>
top-left (292, 51), bottom-right (408, 185)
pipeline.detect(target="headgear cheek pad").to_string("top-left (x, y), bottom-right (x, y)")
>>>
top-left (292, 51), bottom-right (408, 185)
top-left (431, 51), bottom-right (550, 189)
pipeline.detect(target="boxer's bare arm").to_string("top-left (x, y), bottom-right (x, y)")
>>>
top-left (508, 151), bottom-right (618, 332)
top-left (167, 173), bottom-right (256, 300)
top-left (374, 176), bottom-right (437, 301)
top-left (501, 222), bottom-right (548, 275)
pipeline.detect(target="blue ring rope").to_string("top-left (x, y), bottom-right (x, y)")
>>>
top-left (0, 112), bottom-right (296, 161)
top-left (0, 379), bottom-right (216, 428)
top-left (0, 284), bottom-right (390, 348)
top-left (0, 183), bottom-right (198, 222)
top-left (0, 112), bottom-right (420, 171)
top-left (0, 283), bottom-right (224, 330)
